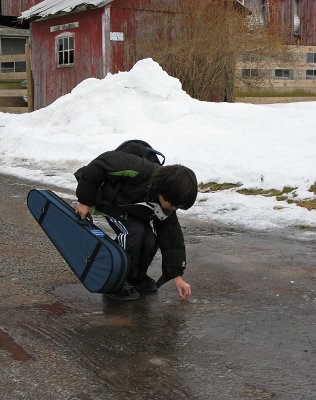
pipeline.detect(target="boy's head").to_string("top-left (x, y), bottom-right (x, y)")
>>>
top-left (151, 165), bottom-right (198, 210)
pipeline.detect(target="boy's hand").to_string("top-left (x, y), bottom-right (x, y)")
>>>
top-left (174, 276), bottom-right (191, 299)
top-left (75, 202), bottom-right (91, 219)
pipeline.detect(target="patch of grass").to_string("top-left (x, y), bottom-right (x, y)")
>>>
top-left (199, 183), bottom-right (316, 212)
top-left (295, 198), bottom-right (316, 211)
top-left (198, 181), bottom-right (242, 192)
top-left (237, 186), bottom-right (296, 197)
top-left (309, 182), bottom-right (316, 195)
top-left (237, 188), bottom-right (280, 196)
top-left (283, 186), bottom-right (296, 194)
top-left (276, 195), bottom-right (288, 201)
top-left (296, 225), bottom-right (316, 230)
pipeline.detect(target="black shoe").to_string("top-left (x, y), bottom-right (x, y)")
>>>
top-left (131, 276), bottom-right (158, 293)
top-left (103, 281), bottom-right (140, 301)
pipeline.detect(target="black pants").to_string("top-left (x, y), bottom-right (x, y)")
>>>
top-left (105, 215), bottom-right (158, 280)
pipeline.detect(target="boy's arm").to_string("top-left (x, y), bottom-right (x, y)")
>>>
top-left (155, 212), bottom-right (191, 297)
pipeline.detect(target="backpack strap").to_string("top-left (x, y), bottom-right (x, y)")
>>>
top-left (115, 139), bottom-right (165, 165)
top-left (145, 147), bottom-right (165, 165)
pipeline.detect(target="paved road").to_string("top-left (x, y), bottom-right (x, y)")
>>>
top-left (0, 173), bottom-right (316, 400)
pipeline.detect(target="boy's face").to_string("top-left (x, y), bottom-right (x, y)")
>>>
top-left (158, 195), bottom-right (178, 211)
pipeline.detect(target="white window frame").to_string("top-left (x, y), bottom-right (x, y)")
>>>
top-left (56, 32), bottom-right (74, 68)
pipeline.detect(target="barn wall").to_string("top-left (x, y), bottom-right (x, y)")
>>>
top-left (1, 0), bottom-right (42, 16)
top-left (268, 0), bottom-right (294, 42)
top-left (300, 0), bottom-right (316, 45)
top-left (109, 0), bottom-right (180, 72)
top-left (268, 0), bottom-right (316, 45)
top-left (30, 8), bottom-right (105, 110)
top-left (243, 1), bottom-right (316, 45)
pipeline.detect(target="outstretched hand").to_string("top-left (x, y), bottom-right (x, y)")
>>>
top-left (174, 276), bottom-right (191, 299)
top-left (75, 202), bottom-right (91, 219)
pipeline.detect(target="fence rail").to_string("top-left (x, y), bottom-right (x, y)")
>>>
top-left (236, 86), bottom-right (316, 97)
top-left (0, 54), bottom-right (28, 63)
top-left (0, 48), bottom-right (33, 114)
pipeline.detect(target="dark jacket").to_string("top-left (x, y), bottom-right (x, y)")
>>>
top-left (75, 150), bottom-right (186, 280)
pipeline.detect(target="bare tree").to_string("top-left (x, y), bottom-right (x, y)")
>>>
top-left (133, 0), bottom-right (290, 102)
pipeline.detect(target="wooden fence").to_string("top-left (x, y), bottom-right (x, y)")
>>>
top-left (0, 44), bottom-right (33, 114)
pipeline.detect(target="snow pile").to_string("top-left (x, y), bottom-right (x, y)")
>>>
top-left (0, 58), bottom-right (315, 232)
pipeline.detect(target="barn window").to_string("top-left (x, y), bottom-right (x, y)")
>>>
top-left (57, 35), bottom-right (74, 67)
top-left (0, 37), bottom-right (27, 72)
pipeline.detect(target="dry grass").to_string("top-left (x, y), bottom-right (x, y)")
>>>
top-left (295, 198), bottom-right (316, 211)
top-left (237, 186), bottom-right (296, 197)
top-left (199, 183), bottom-right (316, 211)
top-left (309, 182), bottom-right (316, 195)
top-left (199, 181), bottom-right (242, 192)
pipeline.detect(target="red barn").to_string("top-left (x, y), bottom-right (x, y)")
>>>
top-left (20, 0), bottom-right (183, 110)
top-left (0, 0), bottom-right (42, 16)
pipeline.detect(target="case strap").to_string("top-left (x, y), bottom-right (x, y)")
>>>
top-left (38, 200), bottom-right (50, 225)
top-left (80, 241), bottom-right (102, 282)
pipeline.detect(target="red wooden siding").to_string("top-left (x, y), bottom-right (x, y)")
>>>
top-left (1, 0), bottom-right (42, 16)
top-left (110, 4), bottom-right (137, 73)
top-left (30, 7), bottom-right (104, 109)
top-left (269, 0), bottom-right (316, 45)
top-left (109, 0), bottom-right (179, 72)
top-left (269, 0), bottom-right (294, 42)
top-left (300, 0), bottom-right (316, 45)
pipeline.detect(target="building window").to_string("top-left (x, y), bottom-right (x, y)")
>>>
top-left (0, 37), bottom-right (27, 72)
top-left (307, 53), bottom-right (316, 63)
top-left (57, 35), bottom-right (74, 67)
top-left (306, 70), bottom-right (316, 80)
top-left (0, 61), bottom-right (26, 73)
top-left (275, 69), bottom-right (292, 79)
top-left (242, 68), bottom-right (259, 78)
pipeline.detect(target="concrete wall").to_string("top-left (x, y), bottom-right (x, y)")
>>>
top-left (235, 45), bottom-right (316, 102)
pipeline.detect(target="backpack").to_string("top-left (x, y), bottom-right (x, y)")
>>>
top-left (75, 139), bottom-right (165, 183)
top-left (115, 139), bottom-right (165, 165)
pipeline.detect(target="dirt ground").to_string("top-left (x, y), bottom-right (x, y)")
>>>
top-left (0, 173), bottom-right (315, 400)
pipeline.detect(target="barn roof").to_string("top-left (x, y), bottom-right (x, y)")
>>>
top-left (20, 0), bottom-right (246, 21)
top-left (20, 0), bottom-right (113, 20)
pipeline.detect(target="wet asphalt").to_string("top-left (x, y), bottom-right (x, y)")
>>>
top-left (0, 173), bottom-right (315, 400)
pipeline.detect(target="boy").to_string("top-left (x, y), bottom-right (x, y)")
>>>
top-left (75, 140), bottom-right (198, 300)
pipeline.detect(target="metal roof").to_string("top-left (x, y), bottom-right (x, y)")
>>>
top-left (20, 0), bottom-right (113, 20)
top-left (20, 0), bottom-right (246, 21)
